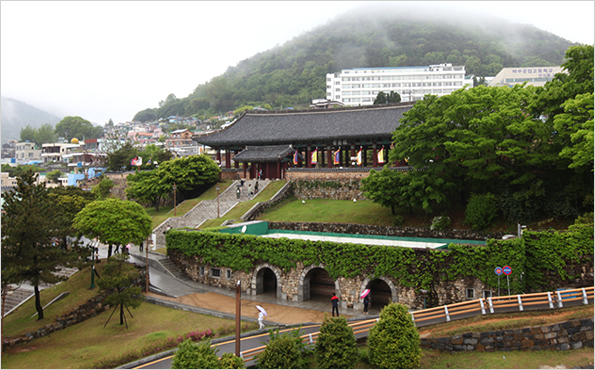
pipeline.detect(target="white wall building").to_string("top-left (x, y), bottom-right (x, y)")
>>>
top-left (488, 66), bottom-right (562, 88)
top-left (326, 63), bottom-right (467, 105)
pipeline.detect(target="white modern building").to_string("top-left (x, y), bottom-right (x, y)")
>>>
top-left (326, 63), bottom-right (467, 105)
top-left (488, 66), bottom-right (562, 88)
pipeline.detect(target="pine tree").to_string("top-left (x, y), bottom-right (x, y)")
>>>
top-left (1, 170), bottom-right (70, 320)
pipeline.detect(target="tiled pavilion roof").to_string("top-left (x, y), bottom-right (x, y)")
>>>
top-left (232, 145), bottom-right (297, 163)
top-left (195, 104), bottom-right (412, 148)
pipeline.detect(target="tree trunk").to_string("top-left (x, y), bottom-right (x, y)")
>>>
top-left (154, 196), bottom-right (160, 212)
top-left (108, 244), bottom-right (113, 258)
top-left (119, 303), bottom-right (124, 325)
top-left (390, 205), bottom-right (396, 215)
top-left (34, 285), bottom-right (44, 320)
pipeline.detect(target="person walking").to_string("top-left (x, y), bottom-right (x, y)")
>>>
top-left (254, 180), bottom-right (259, 194)
top-left (236, 187), bottom-right (241, 199)
top-left (258, 310), bottom-right (265, 329)
top-left (139, 241), bottom-right (144, 253)
top-left (363, 295), bottom-right (370, 315)
top-left (331, 293), bottom-right (339, 317)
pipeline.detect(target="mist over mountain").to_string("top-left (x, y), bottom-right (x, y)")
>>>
top-left (137, 4), bottom-right (574, 122)
top-left (1, 96), bottom-right (62, 144)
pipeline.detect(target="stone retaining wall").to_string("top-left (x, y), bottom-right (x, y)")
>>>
top-left (268, 221), bottom-right (506, 241)
top-left (421, 318), bottom-right (594, 353)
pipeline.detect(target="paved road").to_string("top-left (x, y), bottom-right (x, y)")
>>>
top-left (133, 319), bottom-right (373, 369)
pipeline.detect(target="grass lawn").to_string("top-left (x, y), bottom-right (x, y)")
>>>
top-left (259, 197), bottom-right (395, 226)
top-left (1, 263), bottom-right (255, 369)
top-left (199, 180), bottom-right (287, 229)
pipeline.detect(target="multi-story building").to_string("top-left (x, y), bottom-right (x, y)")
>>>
top-left (488, 66), bottom-right (562, 88)
top-left (326, 63), bottom-right (467, 105)
top-left (41, 142), bottom-right (80, 163)
top-left (14, 141), bottom-right (42, 162)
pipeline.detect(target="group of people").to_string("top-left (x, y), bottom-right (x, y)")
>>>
top-left (236, 179), bottom-right (259, 198)
top-left (331, 292), bottom-right (371, 317)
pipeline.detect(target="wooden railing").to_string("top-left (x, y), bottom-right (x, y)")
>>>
top-left (238, 287), bottom-right (593, 363)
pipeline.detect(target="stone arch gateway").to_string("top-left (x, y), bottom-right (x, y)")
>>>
top-left (251, 264), bottom-right (282, 298)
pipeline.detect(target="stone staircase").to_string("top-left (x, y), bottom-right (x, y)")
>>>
top-left (158, 258), bottom-right (193, 283)
top-left (2, 266), bottom-right (79, 317)
top-left (153, 179), bottom-right (271, 248)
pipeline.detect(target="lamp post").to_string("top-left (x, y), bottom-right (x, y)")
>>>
top-left (235, 280), bottom-right (241, 357)
top-left (145, 236), bottom-right (149, 293)
top-left (216, 186), bottom-right (220, 218)
top-left (173, 183), bottom-right (177, 216)
top-left (89, 243), bottom-right (99, 289)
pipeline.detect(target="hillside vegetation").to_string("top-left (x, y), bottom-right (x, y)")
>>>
top-left (134, 5), bottom-right (575, 121)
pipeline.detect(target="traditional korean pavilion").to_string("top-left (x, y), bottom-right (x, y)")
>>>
top-left (195, 103), bottom-right (413, 179)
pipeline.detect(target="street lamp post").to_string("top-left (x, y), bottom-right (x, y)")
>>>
top-left (145, 236), bottom-right (149, 293)
top-left (173, 183), bottom-right (177, 216)
top-left (89, 244), bottom-right (99, 289)
top-left (235, 280), bottom-right (241, 357)
top-left (216, 186), bottom-right (220, 218)
top-left (1, 286), bottom-right (14, 351)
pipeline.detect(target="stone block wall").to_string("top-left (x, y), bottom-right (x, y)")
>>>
top-left (421, 318), bottom-right (594, 353)
top-left (268, 221), bottom-right (506, 241)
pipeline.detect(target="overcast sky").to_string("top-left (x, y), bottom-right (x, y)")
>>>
top-left (2, 1), bottom-right (593, 125)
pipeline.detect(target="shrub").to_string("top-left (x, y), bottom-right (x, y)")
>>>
top-left (219, 353), bottom-right (245, 369)
top-left (574, 212), bottom-right (594, 225)
top-left (315, 316), bottom-right (358, 369)
top-left (367, 303), bottom-right (421, 369)
top-left (172, 339), bottom-right (219, 369)
top-left (257, 332), bottom-right (302, 369)
top-left (465, 193), bottom-right (499, 230)
top-left (392, 215), bottom-right (404, 226)
top-left (430, 215), bottom-right (450, 230)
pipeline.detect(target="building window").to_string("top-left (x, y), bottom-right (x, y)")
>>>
top-left (342, 77), bottom-right (350, 81)
top-left (483, 290), bottom-right (492, 298)
top-left (335, 81), bottom-right (340, 85)
top-left (335, 88), bottom-right (340, 92)
top-left (335, 95), bottom-right (340, 99)
top-left (352, 98), bottom-right (361, 102)
top-left (466, 288), bottom-right (475, 299)
top-left (226, 269), bottom-right (232, 279)
top-left (343, 98), bottom-right (351, 103)
top-left (362, 97), bottom-right (372, 102)
top-left (200, 266), bottom-right (205, 276)
top-left (210, 268), bottom-right (221, 278)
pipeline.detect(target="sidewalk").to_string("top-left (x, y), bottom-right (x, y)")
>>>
top-left (125, 249), bottom-right (378, 324)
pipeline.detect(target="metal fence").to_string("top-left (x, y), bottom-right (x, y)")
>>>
top-left (238, 287), bottom-right (593, 363)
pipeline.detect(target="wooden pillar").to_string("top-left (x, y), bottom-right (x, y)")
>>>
top-left (350, 145), bottom-right (356, 167)
top-left (306, 146), bottom-right (311, 168)
top-left (372, 144), bottom-right (378, 167)
top-left (243, 162), bottom-right (247, 178)
top-left (234, 150), bottom-right (239, 169)
top-left (363, 146), bottom-right (368, 167)
top-left (225, 150), bottom-right (231, 169)
top-left (216, 149), bottom-right (221, 166)
top-left (327, 146), bottom-right (333, 168)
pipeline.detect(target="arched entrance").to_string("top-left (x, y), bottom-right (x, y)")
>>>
top-left (301, 267), bottom-right (335, 302)
top-left (253, 265), bottom-right (280, 298)
top-left (366, 278), bottom-right (393, 309)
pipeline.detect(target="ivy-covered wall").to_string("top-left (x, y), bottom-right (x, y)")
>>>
top-left (166, 225), bottom-right (593, 309)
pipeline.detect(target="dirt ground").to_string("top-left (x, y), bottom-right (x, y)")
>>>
top-left (145, 292), bottom-right (348, 325)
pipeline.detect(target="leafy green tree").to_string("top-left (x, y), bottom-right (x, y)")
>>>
top-left (156, 154), bottom-right (221, 199)
top-left (219, 353), bottom-right (245, 369)
top-left (360, 168), bottom-right (411, 215)
top-left (390, 85), bottom-right (565, 214)
top-left (367, 303), bottom-right (421, 369)
top-left (106, 142), bottom-right (138, 172)
top-left (315, 316), bottom-right (358, 369)
top-left (373, 91), bottom-right (387, 105)
top-left (387, 91), bottom-right (401, 103)
top-left (34, 123), bottom-right (57, 145)
top-left (138, 144), bottom-right (173, 168)
top-left (554, 92), bottom-right (594, 171)
top-left (172, 339), bottom-right (219, 369)
top-left (19, 124), bottom-right (37, 143)
top-left (125, 170), bottom-right (166, 211)
top-left (1, 170), bottom-right (78, 320)
top-left (46, 169), bottom-right (63, 183)
top-left (257, 332), bottom-right (302, 369)
top-left (55, 116), bottom-right (96, 141)
top-left (1, 163), bottom-right (17, 177)
top-left (73, 198), bottom-right (152, 258)
top-left (97, 253), bottom-right (143, 326)
top-left (133, 108), bottom-right (158, 123)
top-left (48, 185), bottom-right (96, 249)
top-left (464, 193), bottom-right (499, 230)
top-left (91, 177), bottom-right (115, 200)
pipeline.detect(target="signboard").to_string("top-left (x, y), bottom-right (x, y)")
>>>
top-left (495, 267), bottom-right (503, 276)
top-left (503, 265), bottom-right (512, 275)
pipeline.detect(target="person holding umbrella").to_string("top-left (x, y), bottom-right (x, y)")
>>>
top-left (361, 289), bottom-right (370, 315)
top-left (256, 305), bottom-right (267, 329)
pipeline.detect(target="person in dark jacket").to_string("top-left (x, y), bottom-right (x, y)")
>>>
top-left (331, 293), bottom-right (339, 317)
top-left (363, 295), bottom-right (370, 315)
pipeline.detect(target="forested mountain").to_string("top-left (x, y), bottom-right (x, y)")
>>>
top-left (1, 96), bottom-right (62, 144)
top-left (134, 4), bottom-right (576, 122)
